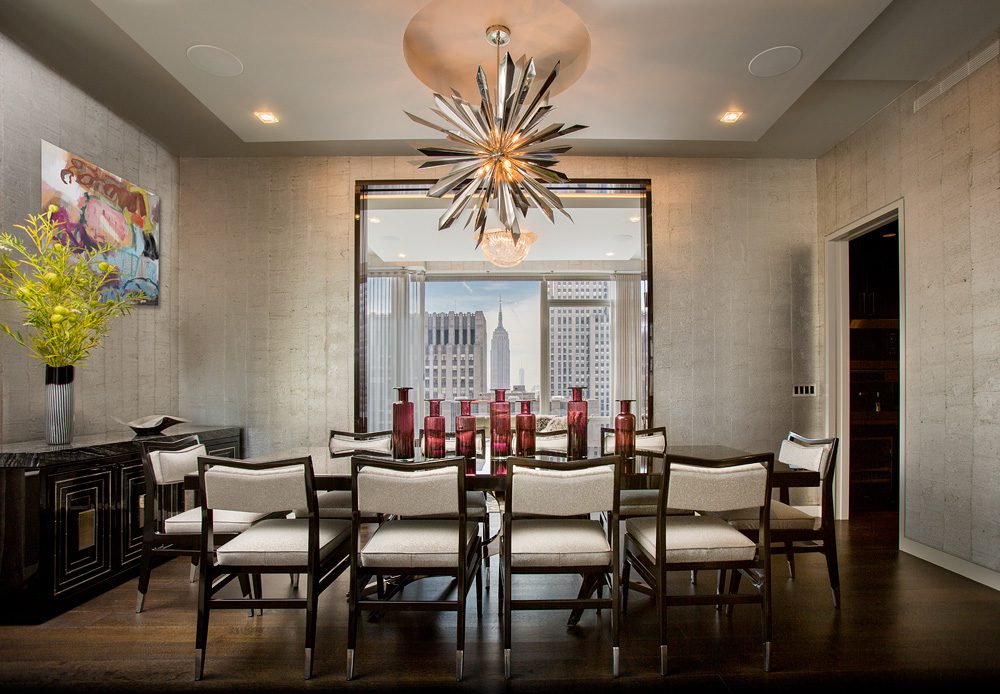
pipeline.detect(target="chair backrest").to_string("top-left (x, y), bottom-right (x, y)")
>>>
top-left (600, 426), bottom-right (667, 455)
top-left (418, 428), bottom-right (486, 456)
top-left (352, 457), bottom-right (465, 517)
top-left (535, 429), bottom-right (569, 455)
top-left (507, 455), bottom-right (620, 517)
top-left (200, 455), bottom-right (313, 515)
top-left (780, 432), bottom-right (839, 480)
top-left (138, 435), bottom-right (206, 485)
top-left (662, 453), bottom-right (773, 514)
top-left (329, 429), bottom-right (392, 458)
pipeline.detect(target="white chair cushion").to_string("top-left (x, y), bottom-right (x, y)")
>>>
top-left (626, 515), bottom-right (757, 564)
top-left (535, 433), bottom-right (568, 452)
top-left (619, 489), bottom-right (690, 517)
top-left (717, 501), bottom-right (820, 531)
top-left (162, 507), bottom-right (264, 534)
top-left (509, 519), bottom-right (611, 567)
top-left (779, 439), bottom-right (834, 478)
top-left (330, 434), bottom-right (391, 456)
top-left (636, 432), bottom-right (667, 453)
top-left (148, 444), bottom-right (207, 485)
top-left (360, 519), bottom-right (479, 568)
top-left (357, 465), bottom-right (459, 517)
top-left (511, 465), bottom-right (614, 516)
top-left (394, 492), bottom-right (488, 519)
top-left (292, 490), bottom-right (353, 519)
top-left (215, 518), bottom-right (350, 567)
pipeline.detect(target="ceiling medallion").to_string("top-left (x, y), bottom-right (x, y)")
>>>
top-left (481, 227), bottom-right (539, 268)
top-left (405, 24), bottom-right (586, 247)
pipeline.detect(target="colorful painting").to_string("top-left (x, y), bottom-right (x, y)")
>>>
top-left (40, 140), bottom-right (159, 304)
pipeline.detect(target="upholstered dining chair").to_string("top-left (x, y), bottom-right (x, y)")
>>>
top-left (501, 455), bottom-right (622, 679)
top-left (716, 432), bottom-right (841, 607)
top-left (347, 456), bottom-right (482, 681)
top-left (418, 427), bottom-right (493, 587)
top-left (135, 436), bottom-right (261, 613)
top-left (534, 428), bottom-right (569, 455)
top-left (599, 426), bottom-right (671, 519)
top-left (621, 452), bottom-right (774, 674)
top-left (194, 454), bottom-right (351, 680)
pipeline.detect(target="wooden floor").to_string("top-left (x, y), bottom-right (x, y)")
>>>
top-left (2, 512), bottom-right (999, 693)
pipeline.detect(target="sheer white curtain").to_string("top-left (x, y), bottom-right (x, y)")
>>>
top-left (612, 272), bottom-right (643, 422)
top-left (366, 270), bottom-right (425, 431)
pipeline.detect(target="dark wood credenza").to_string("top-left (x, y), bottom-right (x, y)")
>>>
top-left (0, 424), bottom-right (242, 623)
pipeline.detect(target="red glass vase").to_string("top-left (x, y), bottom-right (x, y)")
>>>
top-left (391, 386), bottom-right (414, 459)
top-left (490, 388), bottom-right (511, 458)
top-left (424, 398), bottom-right (445, 458)
top-left (568, 386), bottom-right (588, 460)
top-left (615, 399), bottom-right (636, 458)
top-left (515, 400), bottom-right (536, 456)
top-left (455, 398), bottom-right (477, 458)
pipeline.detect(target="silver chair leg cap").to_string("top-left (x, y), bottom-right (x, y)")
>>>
top-left (764, 641), bottom-right (772, 671)
top-left (135, 591), bottom-right (146, 614)
top-left (659, 644), bottom-right (668, 676)
top-left (346, 649), bottom-right (355, 681)
top-left (304, 647), bottom-right (314, 679)
top-left (504, 648), bottom-right (511, 679)
top-left (456, 650), bottom-right (464, 681)
top-left (190, 562), bottom-right (198, 583)
top-left (292, 573), bottom-right (300, 589)
top-left (613, 646), bottom-right (620, 678)
top-left (194, 649), bottom-right (204, 680)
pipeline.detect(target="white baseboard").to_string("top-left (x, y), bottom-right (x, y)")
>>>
top-left (900, 537), bottom-right (1000, 591)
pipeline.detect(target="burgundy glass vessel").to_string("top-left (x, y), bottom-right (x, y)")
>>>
top-left (424, 398), bottom-right (445, 458)
top-left (615, 399), bottom-right (636, 458)
top-left (515, 400), bottom-right (536, 456)
top-left (568, 386), bottom-right (588, 460)
top-left (391, 386), bottom-right (414, 459)
top-left (455, 398), bottom-right (477, 458)
top-left (490, 388), bottom-right (512, 458)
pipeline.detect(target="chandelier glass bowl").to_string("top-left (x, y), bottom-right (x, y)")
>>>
top-left (480, 227), bottom-right (539, 268)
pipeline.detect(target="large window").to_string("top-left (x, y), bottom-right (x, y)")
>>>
top-left (355, 181), bottom-right (652, 433)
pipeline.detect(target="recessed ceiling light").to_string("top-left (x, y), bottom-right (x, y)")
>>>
top-left (254, 111), bottom-right (279, 124)
top-left (398, 253), bottom-right (407, 259)
top-left (748, 45), bottom-right (802, 77)
top-left (369, 216), bottom-right (381, 224)
top-left (605, 251), bottom-right (615, 257)
top-left (882, 232), bottom-right (897, 238)
top-left (721, 111), bottom-right (743, 124)
top-left (186, 44), bottom-right (244, 77)
top-left (629, 215), bottom-right (641, 223)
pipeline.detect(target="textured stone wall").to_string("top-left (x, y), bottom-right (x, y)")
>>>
top-left (178, 156), bottom-right (822, 462)
top-left (0, 34), bottom-right (179, 444)
top-left (817, 33), bottom-right (1000, 570)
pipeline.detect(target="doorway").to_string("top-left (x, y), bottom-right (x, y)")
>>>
top-left (847, 220), bottom-right (900, 515)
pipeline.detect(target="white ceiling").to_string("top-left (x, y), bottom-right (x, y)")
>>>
top-left (2, 0), bottom-right (998, 157)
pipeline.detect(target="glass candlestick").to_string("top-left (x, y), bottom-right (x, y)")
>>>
top-left (455, 398), bottom-right (477, 458)
top-left (515, 400), bottom-right (536, 456)
top-left (391, 386), bottom-right (414, 459)
top-left (490, 388), bottom-right (511, 458)
top-left (615, 399), bottom-right (636, 458)
top-left (568, 386), bottom-right (588, 460)
top-left (424, 398), bottom-right (445, 458)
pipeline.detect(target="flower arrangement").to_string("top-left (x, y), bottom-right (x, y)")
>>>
top-left (0, 206), bottom-right (145, 367)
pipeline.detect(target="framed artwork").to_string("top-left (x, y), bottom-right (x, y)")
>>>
top-left (40, 140), bottom-right (160, 305)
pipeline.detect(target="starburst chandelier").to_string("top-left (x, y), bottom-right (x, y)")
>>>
top-left (405, 24), bottom-right (586, 248)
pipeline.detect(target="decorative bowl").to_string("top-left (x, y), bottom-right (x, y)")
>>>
top-left (126, 415), bottom-right (188, 436)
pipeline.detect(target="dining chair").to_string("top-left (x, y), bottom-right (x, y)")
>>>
top-left (194, 454), bottom-right (351, 680)
top-left (419, 427), bottom-right (493, 588)
top-left (599, 426), bottom-right (673, 518)
top-left (347, 456), bottom-right (482, 681)
top-left (534, 428), bottom-right (569, 455)
top-left (501, 454), bottom-right (622, 679)
top-left (134, 435), bottom-right (261, 613)
top-left (621, 451), bottom-right (774, 674)
top-left (716, 432), bottom-right (841, 607)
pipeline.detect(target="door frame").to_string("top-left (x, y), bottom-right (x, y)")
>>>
top-left (824, 198), bottom-right (905, 530)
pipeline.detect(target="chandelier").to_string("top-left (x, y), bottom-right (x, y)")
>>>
top-left (405, 24), bottom-right (586, 248)
top-left (481, 227), bottom-right (539, 268)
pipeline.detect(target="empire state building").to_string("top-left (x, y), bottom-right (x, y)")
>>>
top-left (490, 298), bottom-right (511, 390)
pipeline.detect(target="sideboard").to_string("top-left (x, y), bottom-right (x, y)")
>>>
top-left (0, 424), bottom-right (242, 623)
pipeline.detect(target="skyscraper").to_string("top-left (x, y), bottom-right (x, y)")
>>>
top-left (490, 297), bottom-right (511, 390)
top-left (548, 281), bottom-right (612, 416)
top-left (424, 311), bottom-right (487, 402)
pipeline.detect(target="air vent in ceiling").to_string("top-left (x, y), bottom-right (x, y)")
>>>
top-left (913, 39), bottom-right (998, 113)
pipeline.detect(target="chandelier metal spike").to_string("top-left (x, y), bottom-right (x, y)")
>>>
top-left (404, 24), bottom-right (586, 248)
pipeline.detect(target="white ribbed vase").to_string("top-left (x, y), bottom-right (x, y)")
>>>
top-left (45, 365), bottom-right (74, 445)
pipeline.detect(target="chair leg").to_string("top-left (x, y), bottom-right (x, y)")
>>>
top-left (475, 558), bottom-right (483, 618)
top-left (190, 556), bottom-right (199, 583)
top-left (620, 558), bottom-right (631, 616)
top-left (456, 568), bottom-right (466, 681)
top-left (252, 574), bottom-right (264, 616)
top-left (346, 572), bottom-right (361, 681)
top-left (503, 557), bottom-right (512, 679)
top-left (825, 535), bottom-right (841, 608)
top-left (725, 569), bottom-right (742, 617)
top-left (303, 569), bottom-right (319, 679)
top-left (715, 569), bottom-right (726, 611)
top-left (611, 565), bottom-right (620, 678)
top-left (237, 574), bottom-right (254, 617)
top-left (658, 573), bottom-right (667, 676)
top-left (483, 513), bottom-right (491, 591)
top-left (135, 542), bottom-right (153, 613)
top-left (786, 543), bottom-right (796, 579)
top-left (690, 569), bottom-right (697, 584)
top-left (194, 567), bottom-right (210, 680)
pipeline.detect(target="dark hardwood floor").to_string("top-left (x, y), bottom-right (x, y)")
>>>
top-left (2, 512), bottom-right (999, 693)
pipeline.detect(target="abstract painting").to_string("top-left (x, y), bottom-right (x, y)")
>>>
top-left (40, 140), bottom-right (160, 305)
